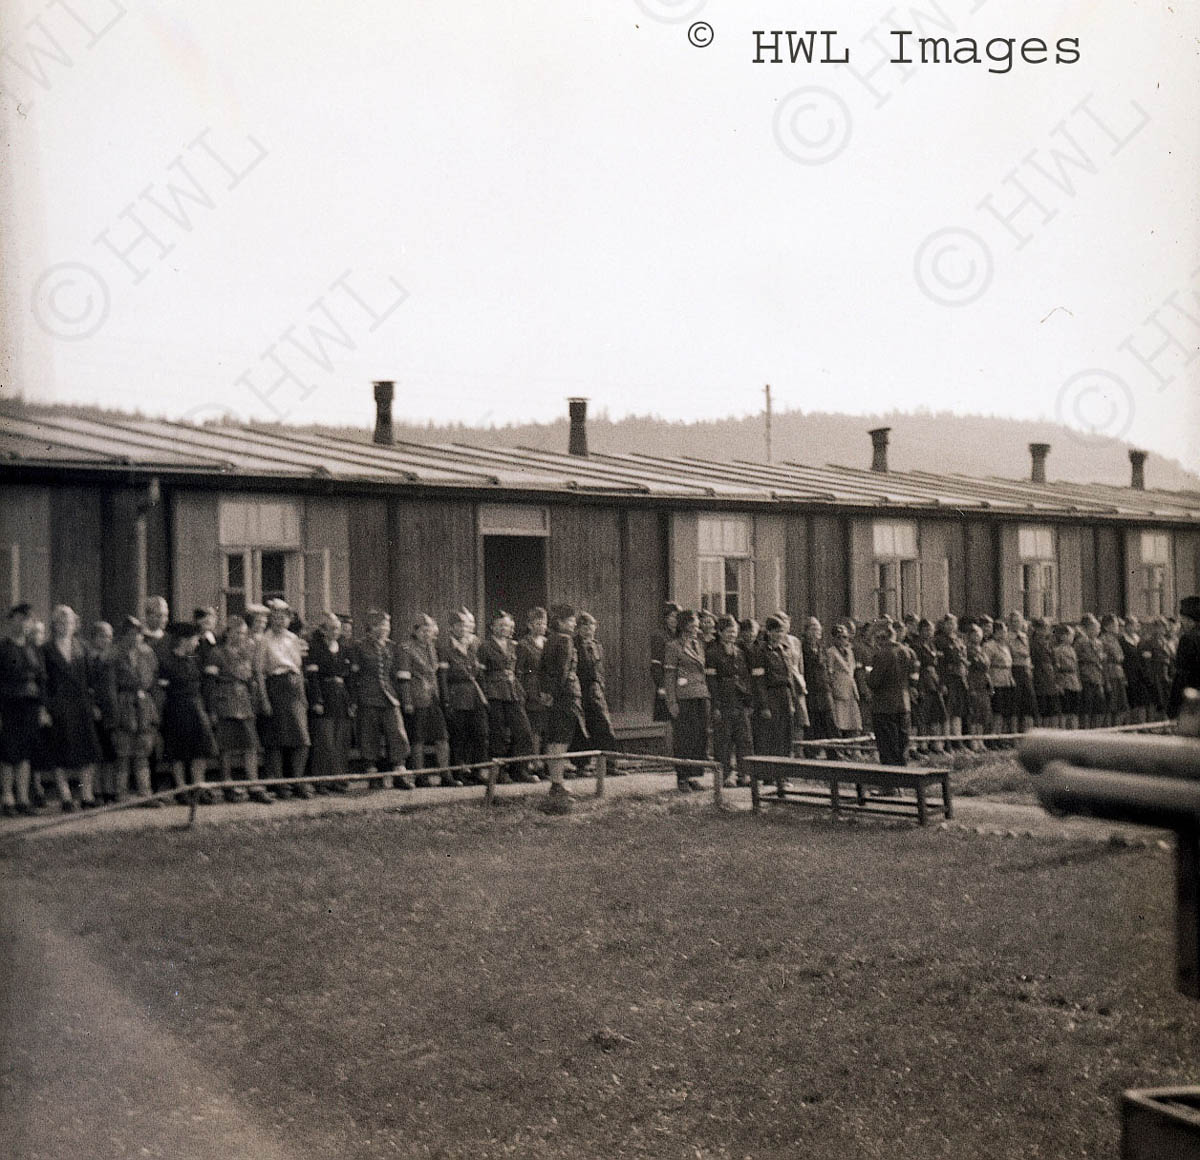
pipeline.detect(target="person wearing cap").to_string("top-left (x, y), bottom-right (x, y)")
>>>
top-left (575, 612), bottom-right (619, 770)
top-left (254, 600), bottom-right (314, 798)
top-left (1168, 595), bottom-right (1200, 719)
top-left (865, 619), bottom-right (919, 767)
top-left (663, 609), bottom-right (710, 791)
top-left (209, 618), bottom-right (271, 804)
top-left (825, 620), bottom-right (862, 738)
top-left (439, 607), bottom-right (488, 781)
top-left (355, 609), bottom-right (413, 790)
top-left (516, 607), bottom-right (549, 775)
top-left (479, 610), bottom-right (535, 784)
top-left (706, 613), bottom-right (753, 787)
top-left (752, 615), bottom-right (796, 760)
top-left (41, 605), bottom-right (104, 810)
top-left (650, 602), bottom-right (680, 727)
top-left (538, 603), bottom-right (586, 801)
top-left (1074, 614), bottom-right (1106, 729)
top-left (1099, 614), bottom-right (1129, 726)
top-left (159, 621), bottom-right (219, 803)
top-left (1051, 623), bottom-right (1081, 730)
top-left (398, 615), bottom-right (455, 787)
top-left (305, 612), bottom-right (353, 796)
top-left (801, 617), bottom-right (836, 756)
top-left (110, 615), bottom-right (161, 803)
top-left (0, 603), bottom-right (49, 816)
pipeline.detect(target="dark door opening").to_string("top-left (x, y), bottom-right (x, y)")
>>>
top-left (483, 536), bottom-right (548, 624)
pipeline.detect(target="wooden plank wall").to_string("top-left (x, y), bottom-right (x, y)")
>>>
top-left (962, 519), bottom-right (996, 616)
top-left (1094, 526), bottom-right (1124, 613)
top-left (304, 497), bottom-right (351, 621)
top-left (49, 487), bottom-right (104, 623)
top-left (0, 485), bottom-right (51, 614)
top-left (785, 517), bottom-right (811, 619)
top-left (917, 519), bottom-right (961, 619)
top-left (847, 517), bottom-right (875, 621)
top-left (808, 515), bottom-right (848, 627)
top-left (996, 523), bottom-right (1021, 616)
top-left (170, 490), bottom-right (221, 620)
top-left (1057, 525), bottom-right (1084, 621)
top-left (1176, 531), bottom-right (1200, 605)
top-left (753, 513), bottom-right (787, 620)
top-left (388, 498), bottom-right (477, 631)
top-left (348, 497), bottom-right (390, 626)
top-left (618, 509), bottom-right (667, 717)
top-left (668, 511), bottom-right (699, 609)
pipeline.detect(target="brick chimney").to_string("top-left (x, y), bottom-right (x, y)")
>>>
top-left (568, 397), bottom-right (588, 457)
top-left (373, 380), bottom-right (394, 445)
top-left (1129, 448), bottom-right (1147, 490)
top-left (1029, 442), bottom-right (1050, 484)
top-left (868, 427), bottom-right (890, 473)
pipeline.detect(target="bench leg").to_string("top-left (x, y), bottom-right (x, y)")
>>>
top-left (941, 773), bottom-right (953, 820)
top-left (855, 783), bottom-right (866, 808)
top-left (915, 780), bottom-right (928, 826)
top-left (830, 779), bottom-right (840, 819)
top-left (750, 765), bottom-right (760, 813)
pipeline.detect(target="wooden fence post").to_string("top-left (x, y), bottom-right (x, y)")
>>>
top-left (594, 753), bottom-right (607, 798)
top-left (483, 762), bottom-right (499, 807)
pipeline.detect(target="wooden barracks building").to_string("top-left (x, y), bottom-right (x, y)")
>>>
top-left (2, 384), bottom-right (1199, 731)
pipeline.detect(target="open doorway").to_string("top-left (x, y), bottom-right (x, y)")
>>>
top-left (483, 535), bottom-right (548, 623)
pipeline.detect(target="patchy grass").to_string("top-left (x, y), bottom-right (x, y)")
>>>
top-left (946, 750), bottom-right (1037, 801)
top-left (4, 795), bottom-right (1193, 1159)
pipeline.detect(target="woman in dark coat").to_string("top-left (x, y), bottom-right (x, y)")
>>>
top-left (479, 610), bottom-right (535, 783)
top-left (649, 602), bottom-right (681, 725)
top-left (663, 609), bottom-right (710, 791)
top-left (254, 600), bottom-right (312, 797)
top-left (575, 612), bottom-right (620, 772)
top-left (539, 604), bottom-right (586, 801)
top-left (801, 617), bottom-right (837, 754)
top-left (934, 615), bottom-right (970, 745)
top-left (439, 608), bottom-right (489, 780)
top-left (86, 620), bottom-right (120, 802)
top-left (913, 618), bottom-right (947, 752)
top-left (0, 602), bottom-right (48, 816)
top-left (159, 621), bottom-right (219, 802)
top-left (42, 605), bottom-right (103, 810)
top-left (753, 616), bottom-right (796, 758)
top-left (398, 615), bottom-right (454, 786)
top-left (515, 607), bottom-right (549, 775)
top-left (707, 613), bottom-right (754, 786)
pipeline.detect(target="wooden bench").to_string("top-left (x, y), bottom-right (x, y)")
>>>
top-left (743, 756), bottom-right (953, 826)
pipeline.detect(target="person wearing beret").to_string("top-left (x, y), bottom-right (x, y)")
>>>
top-left (0, 603), bottom-right (50, 816)
top-left (438, 608), bottom-right (488, 782)
top-left (865, 619), bottom-right (919, 767)
top-left (355, 609), bottom-right (413, 790)
top-left (160, 621), bottom-right (219, 803)
top-left (663, 609), bottom-right (709, 792)
top-left (706, 613), bottom-right (753, 787)
top-left (574, 611), bottom-right (620, 773)
top-left (515, 607), bottom-right (549, 777)
top-left (1168, 595), bottom-right (1200, 719)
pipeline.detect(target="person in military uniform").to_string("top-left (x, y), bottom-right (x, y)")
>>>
top-left (539, 603), bottom-right (586, 802)
top-left (305, 611), bottom-right (353, 795)
top-left (398, 615), bottom-right (454, 786)
top-left (752, 615), bottom-right (796, 760)
top-left (439, 607), bottom-right (489, 781)
top-left (664, 609), bottom-right (710, 792)
top-left (865, 619), bottom-right (919, 767)
top-left (515, 607), bottom-right (549, 774)
top-left (1168, 595), bottom-right (1200, 719)
top-left (110, 615), bottom-right (162, 804)
top-left (706, 613), bottom-right (753, 786)
top-left (354, 609), bottom-right (413, 790)
top-left (479, 610), bottom-right (535, 783)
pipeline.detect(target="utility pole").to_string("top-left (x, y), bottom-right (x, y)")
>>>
top-left (764, 384), bottom-right (773, 462)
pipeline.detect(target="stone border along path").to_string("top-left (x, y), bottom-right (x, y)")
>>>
top-left (0, 768), bottom-right (1170, 850)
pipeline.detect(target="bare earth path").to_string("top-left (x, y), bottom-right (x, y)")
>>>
top-left (0, 885), bottom-right (318, 1160)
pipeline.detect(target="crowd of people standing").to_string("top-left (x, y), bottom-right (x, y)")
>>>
top-left (0, 596), bottom-right (618, 815)
top-left (651, 598), bottom-right (1200, 788)
top-left (1, 590), bottom-right (1198, 814)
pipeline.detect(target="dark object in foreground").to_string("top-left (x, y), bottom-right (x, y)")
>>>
top-left (743, 756), bottom-right (952, 826)
top-left (1019, 713), bottom-right (1200, 1159)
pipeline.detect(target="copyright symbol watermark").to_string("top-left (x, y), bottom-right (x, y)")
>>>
top-left (1056, 370), bottom-right (1136, 445)
top-left (773, 87), bottom-right (853, 166)
top-left (913, 228), bottom-right (993, 307)
top-left (634, 0), bottom-right (707, 22)
top-left (31, 262), bottom-right (111, 340)
top-left (687, 21), bottom-right (713, 47)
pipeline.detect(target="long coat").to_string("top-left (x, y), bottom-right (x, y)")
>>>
top-left (42, 639), bottom-right (103, 769)
top-left (825, 643), bottom-right (862, 732)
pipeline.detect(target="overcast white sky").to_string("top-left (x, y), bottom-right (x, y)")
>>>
top-left (2, 0), bottom-right (1197, 466)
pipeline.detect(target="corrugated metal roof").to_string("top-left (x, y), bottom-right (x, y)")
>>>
top-left (3, 407), bottom-right (1199, 523)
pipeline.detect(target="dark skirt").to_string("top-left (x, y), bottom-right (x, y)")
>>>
top-left (990, 685), bottom-right (1015, 719)
top-left (44, 696), bottom-right (103, 769)
top-left (216, 716), bottom-right (260, 754)
top-left (652, 689), bottom-right (672, 723)
top-left (1011, 668), bottom-right (1038, 717)
top-left (1036, 691), bottom-right (1061, 717)
top-left (0, 699), bottom-right (42, 763)
top-left (1107, 680), bottom-right (1129, 715)
top-left (1059, 688), bottom-right (1081, 715)
top-left (261, 672), bottom-right (309, 748)
top-left (1080, 682), bottom-right (1107, 717)
top-left (968, 689), bottom-right (993, 728)
top-left (943, 676), bottom-right (970, 721)
top-left (757, 687), bottom-right (794, 757)
top-left (162, 693), bottom-right (218, 762)
top-left (545, 707), bottom-right (583, 746)
top-left (404, 703), bottom-right (448, 745)
top-left (916, 686), bottom-right (947, 730)
top-left (673, 698), bottom-right (710, 763)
